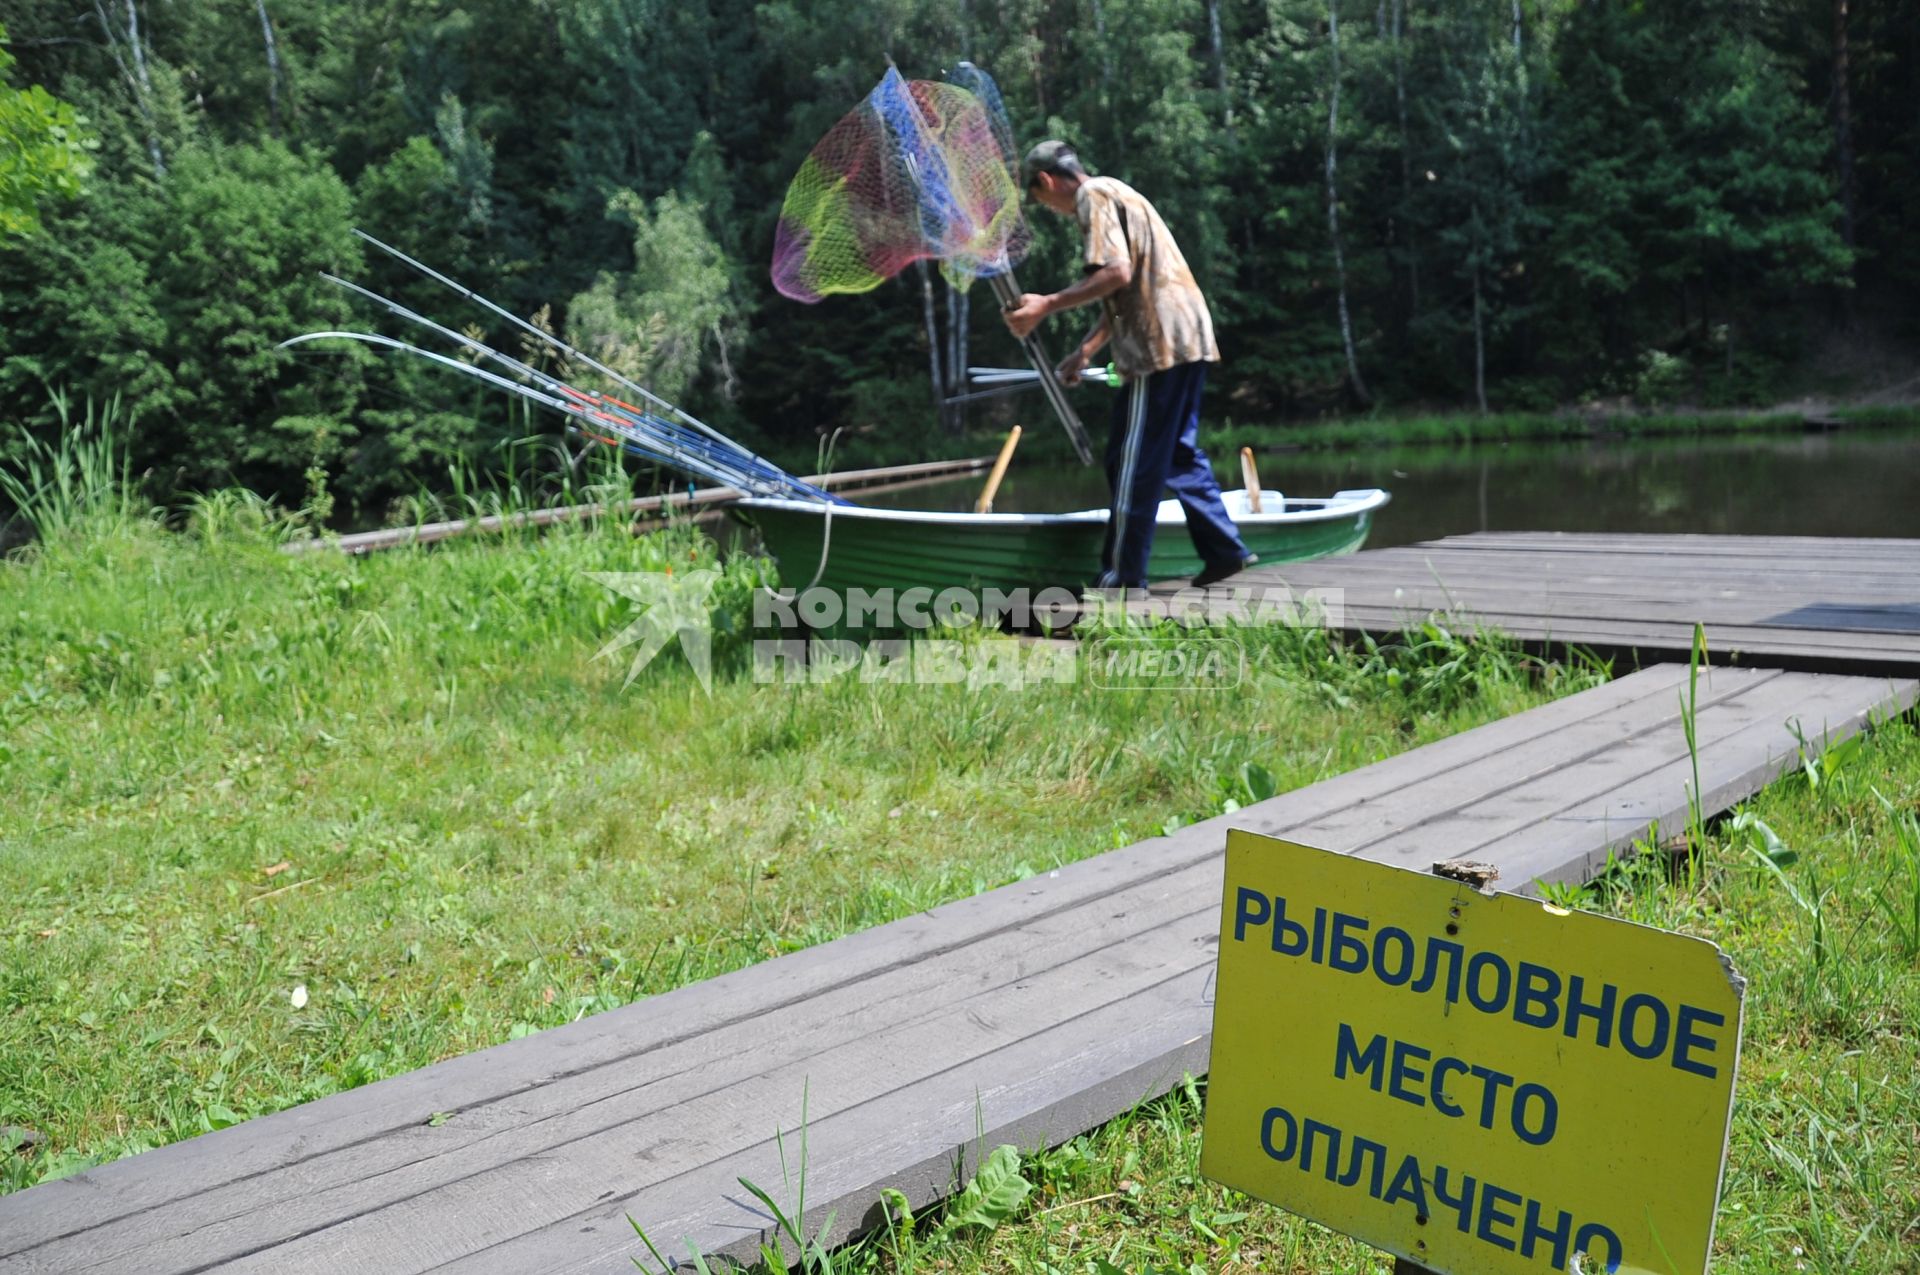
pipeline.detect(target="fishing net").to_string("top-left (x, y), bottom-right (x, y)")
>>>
top-left (771, 66), bottom-right (1031, 303)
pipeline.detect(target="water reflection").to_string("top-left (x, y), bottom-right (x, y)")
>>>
top-left (859, 428), bottom-right (1920, 548)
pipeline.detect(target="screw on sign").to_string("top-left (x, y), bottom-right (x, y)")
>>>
top-left (1200, 832), bottom-right (1745, 1275)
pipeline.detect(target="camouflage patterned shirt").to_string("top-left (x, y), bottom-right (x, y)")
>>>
top-left (1074, 176), bottom-right (1220, 381)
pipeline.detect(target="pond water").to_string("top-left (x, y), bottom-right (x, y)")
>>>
top-left (860, 426), bottom-right (1920, 549)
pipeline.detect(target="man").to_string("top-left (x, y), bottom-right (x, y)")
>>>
top-left (1002, 140), bottom-right (1253, 591)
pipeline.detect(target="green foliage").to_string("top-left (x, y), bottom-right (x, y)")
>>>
top-left (1538, 0), bottom-right (1852, 398)
top-left (0, 0), bottom-right (1904, 511)
top-left (0, 391), bottom-right (140, 542)
top-left (1869, 787), bottom-right (1920, 962)
top-left (1, 139), bottom-right (360, 500)
top-left (0, 22), bottom-right (94, 240)
top-left (938, 1145), bottom-right (1034, 1236)
top-left (567, 190), bottom-right (747, 407)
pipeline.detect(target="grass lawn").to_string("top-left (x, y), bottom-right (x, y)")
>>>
top-left (0, 492), bottom-right (1587, 1196)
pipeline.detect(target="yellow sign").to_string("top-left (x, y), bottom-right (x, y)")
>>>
top-left (1200, 832), bottom-right (1744, 1275)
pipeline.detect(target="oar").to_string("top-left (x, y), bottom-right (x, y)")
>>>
top-left (974, 426), bottom-right (1022, 514)
top-left (1240, 447), bottom-right (1263, 514)
top-left (987, 270), bottom-right (1096, 466)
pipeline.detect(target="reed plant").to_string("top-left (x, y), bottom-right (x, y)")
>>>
top-left (0, 392), bottom-right (144, 547)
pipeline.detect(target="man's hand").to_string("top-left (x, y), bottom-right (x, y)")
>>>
top-left (1002, 292), bottom-right (1051, 340)
top-left (1055, 346), bottom-right (1090, 388)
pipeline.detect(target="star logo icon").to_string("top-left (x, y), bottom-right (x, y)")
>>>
top-left (586, 570), bottom-right (722, 693)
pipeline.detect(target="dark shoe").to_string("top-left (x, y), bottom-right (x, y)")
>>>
top-left (1076, 583), bottom-right (1148, 605)
top-left (1192, 554), bottom-right (1258, 589)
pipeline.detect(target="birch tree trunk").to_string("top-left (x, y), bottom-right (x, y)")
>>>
top-left (1208, 0), bottom-right (1232, 130)
top-left (94, 0), bottom-right (166, 177)
top-left (1472, 264), bottom-right (1488, 413)
top-left (955, 288), bottom-right (969, 426)
top-left (123, 0), bottom-right (161, 175)
top-left (1832, 0), bottom-right (1856, 310)
top-left (1393, 0), bottom-right (1418, 316)
top-left (256, 0), bottom-right (283, 135)
top-left (1090, 0), bottom-right (1115, 127)
top-left (944, 280), bottom-right (970, 435)
top-left (1325, 0), bottom-right (1371, 406)
top-left (917, 261), bottom-right (948, 431)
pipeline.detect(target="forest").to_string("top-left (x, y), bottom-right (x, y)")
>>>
top-left (1, 0), bottom-right (1912, 521)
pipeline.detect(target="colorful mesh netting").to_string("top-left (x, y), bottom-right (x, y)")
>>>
top-left (771, 67), bottom-right (1030, 304)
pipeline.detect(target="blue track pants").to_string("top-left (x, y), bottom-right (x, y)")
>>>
top-left (1096, 361), bottom-right (1248, 589)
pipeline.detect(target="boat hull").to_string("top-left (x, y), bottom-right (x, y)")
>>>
top-left (733, 488), bottom-right (1387, 595)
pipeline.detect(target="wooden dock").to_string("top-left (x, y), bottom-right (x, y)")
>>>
top-left (5, 659), bottom-right (1912, 1274)
top-left (1210, 531), bottom-right (1920, 674)
top-left (283, 456), bottom-right (993, 556)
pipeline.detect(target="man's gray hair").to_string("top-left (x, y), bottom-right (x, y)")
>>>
top-left (1022, 139), bottom-right (1088, 186)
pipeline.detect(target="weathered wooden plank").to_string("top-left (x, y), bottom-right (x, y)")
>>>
top-left (1316, 603), bottom-right (1829, 644)
top-left (214, 667), bottom-right (1901, 1275)
top-left (1761, 603), bottom-right (1920, 634)
top-left (1318, 531), bottom-right (1920, 558)
top-left (1251, 555), bottom-right (1920, 592)
top-left (1325, 606), bottom-right (1920, 662)
top-left (1103, 595), bottom-right (1920, 649)
top-left (1416, 529), bottom-right (1920, 550)
top-left (1367, 553), bottom-right (1919, 581)
top-left (1163, 665), bottom-right (1696, 852)
top-left (1426, 531), bottom-right (1920, 557)
top-left (1265, 538), bottom-right (1919, 570)
top-left (1269, 585), bottom-right (1909, 629)
top-left (1245, 554), bottom-right (1920, 595)
top-left (1141, 528), bottom-right (1920, 674)
top-left (457, 966), bottom-right (1219, 1274)
top-left (1355, 672), bottom-right (1917, 879)
top-left (286, 457), bottom-right (994, 556)
top-left (97, 904), bottom-right (1222, 1274)
top-left (0, 668), bottom-right (1691, 1267)
top-left (1288, 667), bottom-right (1780, 852)
top-left (1294, 574), bottom-right (1920, 610)
top-left (1477, 674), bottom-right (1919, 887)
top-left (1297, 588), bottom-right (1920, 637)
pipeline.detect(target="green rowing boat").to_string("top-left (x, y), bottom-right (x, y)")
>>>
top-left (732, 487), bottom-right (1389, 596)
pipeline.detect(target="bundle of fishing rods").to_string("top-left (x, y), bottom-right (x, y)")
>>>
top-left (281, 230), bottom-right (842, 504)
top-left (947, 361), bottom-right (1120, 408)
